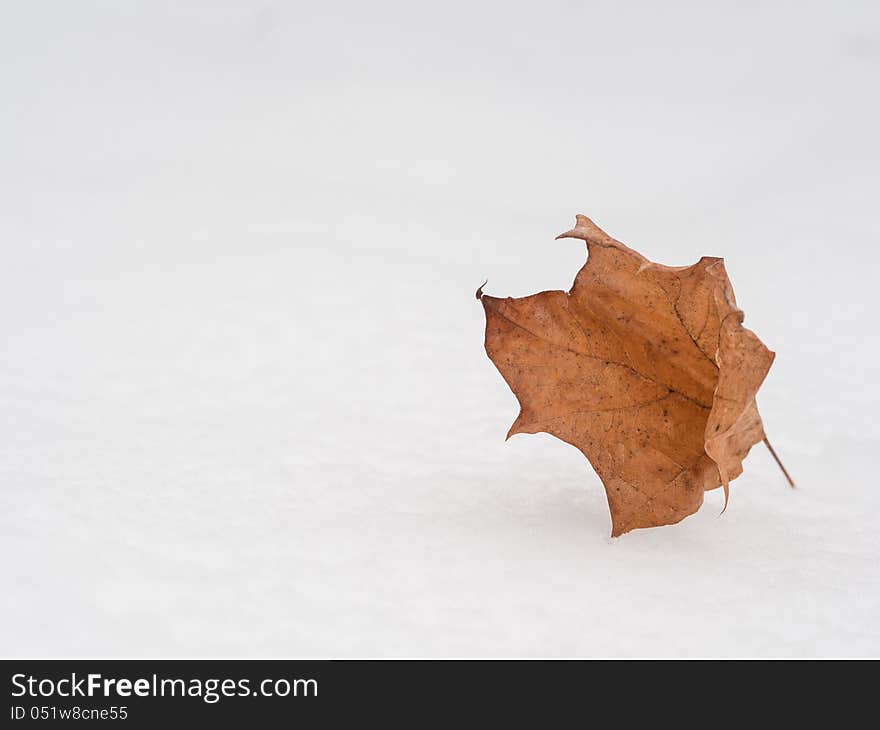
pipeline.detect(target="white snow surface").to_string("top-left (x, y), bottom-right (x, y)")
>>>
top-left (2, 1), bottom-right (879, 657)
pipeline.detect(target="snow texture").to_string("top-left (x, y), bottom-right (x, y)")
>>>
top-left (2, 1), bottom-right (879, 657)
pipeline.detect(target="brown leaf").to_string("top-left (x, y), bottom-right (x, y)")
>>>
top-left (479, 215), bottom-right (777, 536)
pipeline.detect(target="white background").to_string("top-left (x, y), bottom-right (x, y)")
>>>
top-left (2, 1), bottom-right (878, 657)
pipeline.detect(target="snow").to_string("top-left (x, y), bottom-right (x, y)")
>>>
top-left (1, 1), bottom-right (879, 657)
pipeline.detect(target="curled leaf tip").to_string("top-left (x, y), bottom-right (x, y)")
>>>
top-left (475, 279), bottom-right (488, 300)
top-left (719, 482), bottom-right (730, 515)
top-left (555, 214), bottom-right (610, 243)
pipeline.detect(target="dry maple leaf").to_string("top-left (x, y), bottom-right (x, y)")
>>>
top-left (478, 215), bottom-right (792, 536)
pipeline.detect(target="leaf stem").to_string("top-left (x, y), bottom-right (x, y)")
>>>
top-left (763, 436), bottom-right (795, 489)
